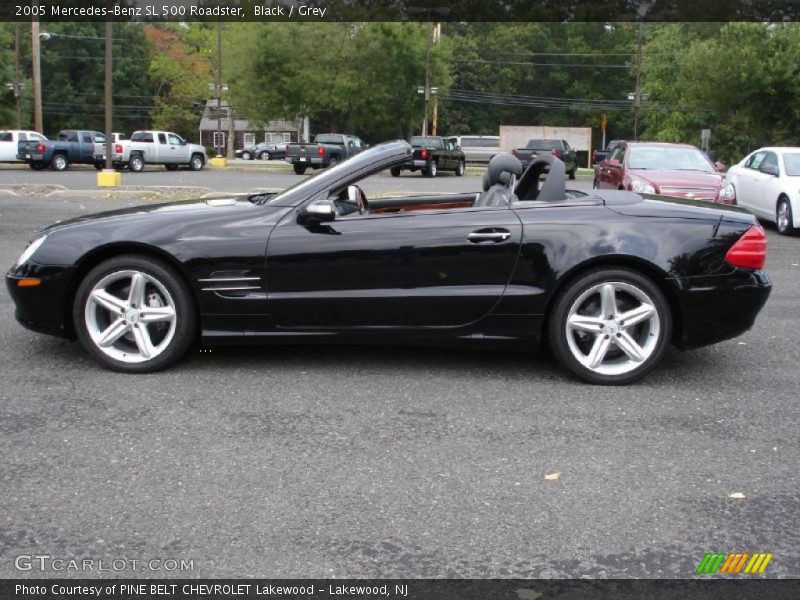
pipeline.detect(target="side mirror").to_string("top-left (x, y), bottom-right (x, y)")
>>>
top-left (714, 162), bottom-right (726, 172)
top-left (299, 199), bottom-right (335, 225)
top-left (606, 159), bottom-right (622, 169)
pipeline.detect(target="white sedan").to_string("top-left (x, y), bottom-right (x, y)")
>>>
top-left (726, 147), bottom-right (800, 235)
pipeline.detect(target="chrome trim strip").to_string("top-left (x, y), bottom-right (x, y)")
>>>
top-left (198, 277), bottom-right (262, 282)
top-left (201, 286), bottom-right (262, 292)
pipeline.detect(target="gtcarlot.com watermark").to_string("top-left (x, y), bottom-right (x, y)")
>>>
top-left (15, 554), bottom-right (194, 573)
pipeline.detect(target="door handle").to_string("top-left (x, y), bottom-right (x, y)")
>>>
top-left (468, 229), bottom-right (511, 243)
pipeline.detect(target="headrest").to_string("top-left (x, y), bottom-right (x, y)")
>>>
top-left (483, 153), bottom-right (523, 190)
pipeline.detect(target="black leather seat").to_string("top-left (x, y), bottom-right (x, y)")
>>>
top-left (474, 154), bottom-right (524, 208)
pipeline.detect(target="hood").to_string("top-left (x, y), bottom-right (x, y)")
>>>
top-left (42, 196), bottom-right (276, 234)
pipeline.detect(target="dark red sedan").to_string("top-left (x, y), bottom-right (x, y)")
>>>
top-left (593, 141), bottom-right (736, 204)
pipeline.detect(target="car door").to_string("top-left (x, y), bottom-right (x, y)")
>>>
top-left (265, 204), bottom-right (523, 328)
top-left (735, 151), bottom-right (766, 213)
top-left (597, 144), bottom-right (625, 188)
top-left (165, 133), bottom-right (187, 163)
top-left (752, 151), bottom-right (781, 218)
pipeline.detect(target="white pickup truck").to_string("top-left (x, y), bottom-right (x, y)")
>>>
top-left (111, 130), bottom-right (207, 172)
top-left (0, 130), bottom-right (48, 162)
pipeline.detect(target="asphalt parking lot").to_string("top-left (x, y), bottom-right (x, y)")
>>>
top-left (0, 170), bottom-right (798, 578)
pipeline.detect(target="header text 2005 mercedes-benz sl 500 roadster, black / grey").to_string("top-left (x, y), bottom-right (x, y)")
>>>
top-left (7, 141), bottom-right (771, 384)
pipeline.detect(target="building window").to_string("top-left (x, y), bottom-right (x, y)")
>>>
top-left (282, 132), bottom-right (291, 143)
top-left (243, 133), bottom-right (255, 146)
top-left (213, 132), bottom-right (226, 148)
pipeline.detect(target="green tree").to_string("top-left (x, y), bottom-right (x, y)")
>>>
top-left (225, 22), bottom-right (450, 142)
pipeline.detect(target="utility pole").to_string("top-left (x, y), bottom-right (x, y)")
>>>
top-left (14, 24), bottom-right (22, 128)
top-left (104, 20), bottom-right (113, 171)
top-left (421, 21), bottom-right (432, 136)
top-left (431, 23), bottom-right (441, 136)
top-left (31, 17), bottom-right (42, 133)
top-left (216, 21), bottom-right (223, 157)
top-left (633, 21), bottom-right (643, 141)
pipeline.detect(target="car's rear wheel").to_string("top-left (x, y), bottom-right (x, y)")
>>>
top-left (328, 156), bottom-right (339, 168)
top-left (424, 160), bottom-right (438, 177)
top-left (776, 196), bottom-right (796, 235)
top-left (548, 267), bottom-right (671, 385)
top-left (73, 255), bottom-right (196, 373)
top-left (293, 164), bottom-right (307, 175)
top-left (128, 154), bottom-right (145, 172)
top-left (455, 160), bottom-right (465, 176)
top-left (51, 153), bottom-right (69, 171)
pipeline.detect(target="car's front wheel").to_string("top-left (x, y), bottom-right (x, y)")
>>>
top-left (776, 196), bottom-right (796, 235)
top-left (390, 166), bottom-right (401, 177)
top-left (455, 160), bottom-right (465, 176)
top-left (74, 255), bottom-right (197, 373)
top-left (241, 151), bottom-right (252, 160)
top-left (189, 154), bottom-right (204, 171)
top-left (258, 151), bottom-right (270, 160)
top-left (548, 267), bottom-right (671, 385)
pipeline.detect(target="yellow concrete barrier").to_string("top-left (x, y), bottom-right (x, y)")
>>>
top-left (97, 170), bottom-right (122, 187)
top-left (208, 157), bottom-right (228, 168)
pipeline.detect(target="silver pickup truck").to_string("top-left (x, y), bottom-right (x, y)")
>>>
top-left (111, 130), bottom-right (207, 172)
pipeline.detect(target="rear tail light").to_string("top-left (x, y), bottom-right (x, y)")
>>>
top-left (115, 144), bottom-right (123, 154)
top-left (725, 224), bottom-right (767, 269)
top-left (36, 143), bottom-right (45, 153)
top-left (420, 149), bottom-right (429, 159)
top-left (317, 145), bottom-right (326, 156)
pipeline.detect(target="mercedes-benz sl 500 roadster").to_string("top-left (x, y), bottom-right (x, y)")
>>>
top-left (7, 141), bottom-right (771, 384)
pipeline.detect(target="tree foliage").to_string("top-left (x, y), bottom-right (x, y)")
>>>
top-left (225, 22), bottom-right (450, 141)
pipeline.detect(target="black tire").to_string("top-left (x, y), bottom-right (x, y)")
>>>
top-left (73, 254), bottom-right (197, 373)
top-left (455, 160), bottom-right (465, 176)
top-left (165, 164), bottom-right (179, 171)
top-left (592, 178), bottom-right (598, 189)
top-left (776, 196), bottom-right (796, 236)
top-left (189, 154), bottom-right (204, 171)
top-left (328, 156), bottom-right (339, 168)
top-left (548, 267), bottom-right (672, 385)
top-left (128, 154), bottom-right (145, 173)
top-left (424, 160), bottom-right (438, 177)
top-left (258, 151), bottom-right (270, 161)
top-left (94, 161), bottom-right (104, 171)
top-left (293, 164), bottom-right (307, 175)
top-left (51, 153), bottom-right (69, 171)
top-left (29, 162), bottom-right (44, 171)
top-left (390, 166), bottom-right (401, 177)
top-left (241, 151), bottom-right (252, 160)
top-left (568, 169), bottom-right (576, 180)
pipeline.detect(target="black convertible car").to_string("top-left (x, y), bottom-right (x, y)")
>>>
top-left (7, 141), bottom-right (771, 384)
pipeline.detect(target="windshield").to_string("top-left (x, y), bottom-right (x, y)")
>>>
top-left (628, 146), bottom-right (715, 172)
top-left (266, 142), bottom-right (405, 205)
top-left (410, 136), bottom-right (443, 149)
top-left (783, 153), bottom-right (800, 176)
top-left (527, 139), bottom-right (560, 150)
top-left (315, 134), bottom-right (344, 144)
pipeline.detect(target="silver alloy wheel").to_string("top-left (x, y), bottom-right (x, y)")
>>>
top-left (777, 200), bottom-right (790, 233)
top-left (242, 151), bottom-right (252, 160)
top-left (456, 160), bottom-right (465, 176)
top-left (429, 161), bottom-right (437, 177)
top-left (84, 270), bottom-right (177, 364)
top-left (260, 151), bottom-right (270, 160)
top-left (52, 154), bottom-right (67, 171)
top-left (190, 155), bottom-right (203, 170)
top-left (565, 281), bottom-right (661, 376)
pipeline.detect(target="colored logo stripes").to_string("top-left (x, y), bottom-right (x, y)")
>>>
top-left (696, 552), bottom-right (773, 574)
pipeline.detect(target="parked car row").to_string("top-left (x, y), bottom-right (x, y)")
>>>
top-left (235, 142), bottom-right (287, 161)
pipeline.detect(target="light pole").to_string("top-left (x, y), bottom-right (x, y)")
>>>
top-left (31, 19), bottom-right (42, 133)
top-left (39, 28), bottom-right (121, 186)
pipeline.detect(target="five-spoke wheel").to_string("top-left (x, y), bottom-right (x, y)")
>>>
top-left (549, 268), bottom-right (671, 384)
top-left (74, 256), bottom-right (196, 372)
